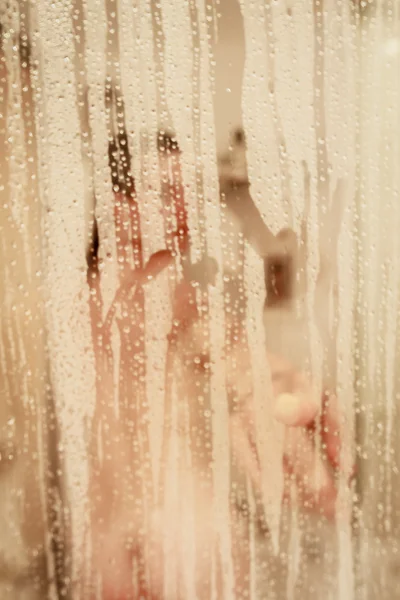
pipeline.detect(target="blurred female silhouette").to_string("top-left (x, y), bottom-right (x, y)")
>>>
top-left (83, 123), bottom-right (353, 599)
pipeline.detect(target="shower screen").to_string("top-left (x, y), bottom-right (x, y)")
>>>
top-left (0, 0), bottom-right (399, 598)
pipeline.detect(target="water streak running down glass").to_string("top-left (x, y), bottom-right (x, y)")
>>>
top-left (0, 0), bottom-right (399, 598)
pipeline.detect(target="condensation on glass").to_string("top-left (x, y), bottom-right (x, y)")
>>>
top-left (0, 0), bottom-right (399, 598)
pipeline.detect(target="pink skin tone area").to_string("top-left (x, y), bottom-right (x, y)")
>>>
top-left (88, 356), bottom-right (351, 600)
top-left (83, 170), bottom-right (353, 598)
top-left (84, 252), bottom-right (353, 599)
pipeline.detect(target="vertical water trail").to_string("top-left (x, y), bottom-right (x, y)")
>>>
top-left (155, 0), bottom-right (203, 263)
top-left (379, 0), bottom-right (400, 532)
top-left (243, 244), bottom-right (285, 554)
top-left (30, 0), bottom-right (96, 583)
top-left (147, 2), bottom-right (203, 594)
top-left (355, 4), bottom-right (375, 544)
top-left (117, 0), bottom-right (169, 502)
top-left (325, 2), bottom-right (357, 597)
top-left (238, 0), bottom-right (293, 233)
top-left (153, 1), bottom-right (230, 595)
top-left (357, 0), bottom-right (400, 544)
top-left (81, 2), bottom-right (119, 592)
top-left (117, 0), bottom-right (164, 256)
top-left (238, 0), bottom-right (287, 556)
top-left (286, 492), bottom-right (300, 600)
top-left (195, 1), bottom-right (234, 597)
top-left (336, 182), bottom-right (357, 599)
top-left (71, 0), bottom-right (95, 256)
top-left (83, 0), bottom-right (118, 313)
top-left (307, 0), bottom-right (326, 472)
top-left (355, 1), bottom-right (400, 592)
top-left (1, 3), bottom-right (26, 233)
top-left (361, 4), bottom-right (381, 402)
top-left (0, 7), bottom-right (58, 597)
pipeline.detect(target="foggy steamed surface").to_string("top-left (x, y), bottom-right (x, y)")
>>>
top-left (0, 0), bottom-right (399, 598)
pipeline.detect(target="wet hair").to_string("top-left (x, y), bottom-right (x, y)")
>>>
top-left (18, 34), bottom-right (31, 66)
top-left (264, 254), bottom-right (293, 307)
top-left (233, 128), bottom-right (245, 146)
top-left (86, 217), bottom-right (99, 274)
top-left (157, 131), bottom-right (180, 154)
top-left (86, 131), bottom-right (134, 272)
top-left (108, 131), bottom-right (135, 197)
